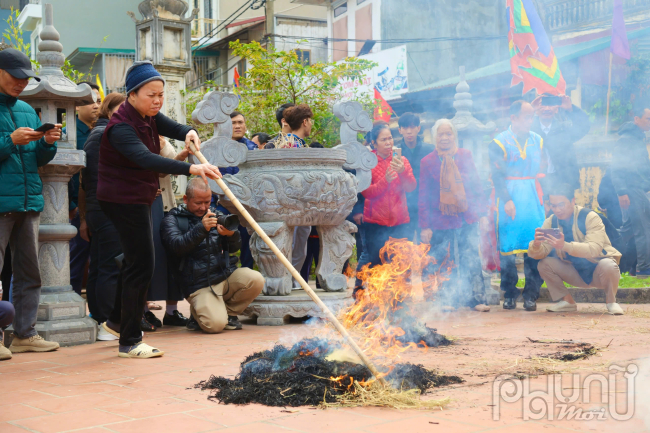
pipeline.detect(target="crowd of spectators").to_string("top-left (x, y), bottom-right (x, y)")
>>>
top-left (0, 49), bottom-right (645, 361)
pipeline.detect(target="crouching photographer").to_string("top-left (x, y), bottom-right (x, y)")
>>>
top-left (160, 178), bottom-right (264, 332)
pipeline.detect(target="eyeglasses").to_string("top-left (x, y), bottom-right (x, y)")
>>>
top-left (549, 202), bottom-right (568, 210)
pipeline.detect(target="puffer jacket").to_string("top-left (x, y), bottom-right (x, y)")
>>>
top-left (362, 151), bottom-right (416, 227)
top-left (160, 205), bottom-right (241, 298)
top-left (0, 92), bottom-right (58, 214)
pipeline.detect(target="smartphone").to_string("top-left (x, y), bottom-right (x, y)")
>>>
top-left (541, 96), bottom-right (562, 107)
top-left (539, 228), bottom-right (561, 237)
top-left (392, 147), bottom-right (402, 158)
top-left (35, 123), bottom-right (56, 133)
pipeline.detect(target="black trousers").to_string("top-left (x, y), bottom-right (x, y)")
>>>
top-left (85, 210), bottom-right (122, 324)
top-left (99, 201), bottom-right (154, 346)
top-left (427, 222), bottom-right (485, 307)
top-left (500, 253), bottom-right (542, 301)
top-left (628, 188), bottom-right (650, 272)
top-left (300, 236), bottom-right (320, 286)
top-left (364, 223), bottom-right (410, 269)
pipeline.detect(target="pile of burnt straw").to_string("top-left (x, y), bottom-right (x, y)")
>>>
top-left (195, 338), bottom-right (463, 407)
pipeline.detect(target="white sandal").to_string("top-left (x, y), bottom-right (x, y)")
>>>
top-left (118, 342), bottom-right (164, 358)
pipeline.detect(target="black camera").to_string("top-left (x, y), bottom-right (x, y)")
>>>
top-left (210, 213), bottom-right (240, 232)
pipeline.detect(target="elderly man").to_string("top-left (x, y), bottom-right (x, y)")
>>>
top-left (529, 183), bottom-right (623, 315)
top-left (0, 48), bottom-right (62, 355)
top-left (160, 178), bottom-right (264, 333)
top-left (489, 100), bottom-right (545, 311)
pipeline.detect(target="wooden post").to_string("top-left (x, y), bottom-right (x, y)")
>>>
top-left (605, 52), bottom-right (613, 134)
top-left (190, 144), bottom-right (387, 384)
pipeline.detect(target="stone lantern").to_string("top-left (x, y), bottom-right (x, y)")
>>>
top-left (451, 66), bottom-right (496, 182)
top-left (12, 4), bottom-right (97, 346)
top-left (129, 0), bottom-right (198, 196)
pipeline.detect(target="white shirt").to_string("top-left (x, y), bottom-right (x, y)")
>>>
top-left (540, 121), bottom-right (553, 136)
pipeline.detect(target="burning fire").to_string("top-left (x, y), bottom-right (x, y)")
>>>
top-left (339, 238), bottom-right (452, 358)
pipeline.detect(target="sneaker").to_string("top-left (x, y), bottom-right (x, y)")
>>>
top-left (0, 344), bottom-right (11, 360)
top-left (118, 342), bottom-right (164, 359)
top-left (163, 310), bottom-right (189, 327)
top-left (97, 322), bottom-right (119, 341)
top-left (224, 315), bottom-right (243, 330)
top-left (546, 300), bottom-right (578, 313)
top-left (9, 334), bottom-right (59, 353)
top-left (606, 303), bottom-right (624, 315)
top-left (186, 315), bottom-right (200, 331)
top-left (144, 311), bottom-right (162, 328)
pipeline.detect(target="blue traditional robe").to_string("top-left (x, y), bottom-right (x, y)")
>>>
top-left (493, 127), bottom-right (545, 255)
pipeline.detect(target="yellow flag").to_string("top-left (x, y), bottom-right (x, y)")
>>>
top-left (95, 74), bottom-right (105, 101)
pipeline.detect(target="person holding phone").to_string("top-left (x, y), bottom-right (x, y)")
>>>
top-left (528, 183), bottom-right (623, 315)
top-left (0, 48), bottom-right (62, 355)
top-left (531, 93), bottom-right (590, 195)
top-left (360, 123), bottom-right (416, 278)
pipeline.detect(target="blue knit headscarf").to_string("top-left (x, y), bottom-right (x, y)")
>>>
top-left (125, 61), bottom-right (165, 94)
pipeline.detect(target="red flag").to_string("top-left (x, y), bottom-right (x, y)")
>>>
top-left (233, 67), bottom-right (240, 88)
top-left (374, 87), bottom-right (392, 122)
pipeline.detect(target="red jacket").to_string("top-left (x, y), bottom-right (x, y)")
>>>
top-left (418, 148), bottom-right (488, 230)
top-left (362, 151), bottom-right (417, 227)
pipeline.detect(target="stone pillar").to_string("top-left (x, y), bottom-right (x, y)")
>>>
top-left (129, 0), bottom-right (198, 198)
top-left (5, 4), bottom-right (98, 346)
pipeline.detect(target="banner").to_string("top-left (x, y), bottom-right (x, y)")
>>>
top-left (341, 45), bottom-right (409, 102)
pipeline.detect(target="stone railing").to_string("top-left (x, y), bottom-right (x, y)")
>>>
top-left (544, 0), bottom-right (650, 32)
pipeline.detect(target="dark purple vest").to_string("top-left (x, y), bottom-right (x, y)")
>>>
top-left (97, 100), bottom-right (161, 205)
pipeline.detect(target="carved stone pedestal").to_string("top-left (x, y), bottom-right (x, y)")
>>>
top-left (244, 288), bottom-right (354, 326)
top-left (35, 150), bottom-right (97, 346)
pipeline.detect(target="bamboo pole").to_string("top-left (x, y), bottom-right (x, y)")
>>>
top-left (605, 52), bottom-right (613, 134)
top-left (189, 144), bottom-right (387, 384)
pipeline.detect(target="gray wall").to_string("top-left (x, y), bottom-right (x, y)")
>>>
top-left (49, 0), bottom-right (141, 56)
top-left (381, 0), bottom-right (508, 89)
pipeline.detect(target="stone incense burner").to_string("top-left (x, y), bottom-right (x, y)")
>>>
top-left (191, 92), bottom-right (377, 324)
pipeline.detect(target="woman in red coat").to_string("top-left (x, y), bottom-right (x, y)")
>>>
top-left (361, 123), bottom-right (417, 270)
top-left (419, 119), bottom-right (490, 311)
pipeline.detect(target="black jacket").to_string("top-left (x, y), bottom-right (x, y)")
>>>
top-left (532, 105), bottom-right (590, 193)
top-left (397, 136), bottom-right (435, 220)
top-left (160, 205), bottom-right (241, 298)
top-left (81, 118), bottom-right (109, 213)
top-left (611, 122), bottom-right (650, 197)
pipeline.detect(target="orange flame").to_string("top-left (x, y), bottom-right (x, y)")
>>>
top-left (340, 238), bottom-right (451, 358)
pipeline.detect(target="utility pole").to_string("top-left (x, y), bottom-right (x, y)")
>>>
top-left (265, 0), bottom-right (275, 48)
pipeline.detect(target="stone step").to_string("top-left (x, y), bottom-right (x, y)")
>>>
top-left (491, 284), bottom-right (650, 304)
top-left (3, 316), bottom-right (97, 348)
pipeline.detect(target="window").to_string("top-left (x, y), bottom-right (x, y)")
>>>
top-left (204, 0), bottom-right (212, 19)
top-left (294, 49), bottom-right (311, 65)
top-left (357, 0), bottom-right (367, 4)
top-left (334, 2), bottom-right (347, 17)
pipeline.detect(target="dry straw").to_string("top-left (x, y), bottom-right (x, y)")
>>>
top-left (322, 381), bottom-right (451, 410)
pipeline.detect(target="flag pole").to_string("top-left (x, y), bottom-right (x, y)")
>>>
top-left (605, 52), bottom-right (614, 134)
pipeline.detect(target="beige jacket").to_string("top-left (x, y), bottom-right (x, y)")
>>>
top-left (528, 205), bottom-right (621, 265)
top-left (159, 139), bottom-right (179, 212)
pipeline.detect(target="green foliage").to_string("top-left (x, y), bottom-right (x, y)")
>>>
top-left (220, 40), bottom-right (376, 147)
top-left (587, 55), bottom-right (650, 129)
top-left (2, 8), bottom-right (30, 55)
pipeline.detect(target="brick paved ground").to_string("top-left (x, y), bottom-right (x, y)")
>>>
top-left (1, 301), bottom-right (649, 433)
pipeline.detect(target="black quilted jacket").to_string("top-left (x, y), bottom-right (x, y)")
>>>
top-left (160, 205), bottom-right (241, 297)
